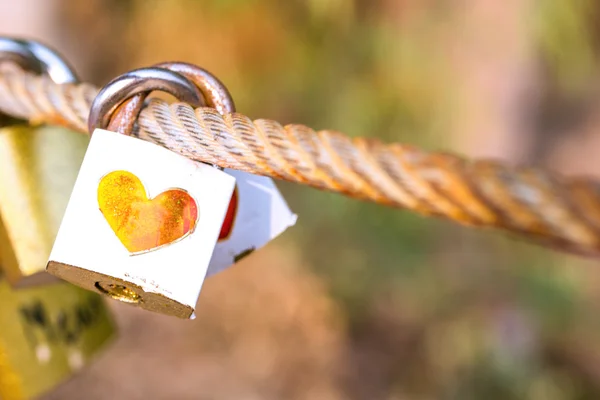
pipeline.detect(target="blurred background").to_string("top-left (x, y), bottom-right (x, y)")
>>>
top-left (1, 0), bottom-right (600, 398)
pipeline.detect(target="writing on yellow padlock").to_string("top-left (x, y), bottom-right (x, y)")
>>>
top-left (0, 268), bottom-right (114, 400)
top-left (0, 125), bottom-right (89, 286)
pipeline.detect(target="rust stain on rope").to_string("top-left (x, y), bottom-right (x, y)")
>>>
top-left (0, 63), bottom-right (599, 257)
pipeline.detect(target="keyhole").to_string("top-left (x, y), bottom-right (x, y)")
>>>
top-left (95, 282), bottom-right (142, 304)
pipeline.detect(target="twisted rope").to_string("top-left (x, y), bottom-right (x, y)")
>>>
top-left (0, 63), bottom-right (599, 257)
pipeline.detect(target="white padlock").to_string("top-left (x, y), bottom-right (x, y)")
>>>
top-left (47, 129), bottom-right (235, 318)
top-left (48, 65), bottom-right (297, 318)
top-left (207, 169), bottom-right (297, 276)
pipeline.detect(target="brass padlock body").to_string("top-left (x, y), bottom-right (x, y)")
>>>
top-left (0, 125), bottom-right (88, 287)
top-left (0, 271), bottom-right (114, 400)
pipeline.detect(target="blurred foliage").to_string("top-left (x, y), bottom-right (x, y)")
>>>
top-left (535, 0), bottom-right (597, 90)
top-left (48, 0), bottom-right (600, 398)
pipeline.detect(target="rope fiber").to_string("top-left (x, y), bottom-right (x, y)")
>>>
top-left (0, 63), bottom-right (599, 257)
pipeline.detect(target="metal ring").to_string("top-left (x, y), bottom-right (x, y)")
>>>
top-left (88, 67), bottom-right (205, 133)
top-left (0, 37), bottom-right (77, 84)
top-left (153, 62), bottom-right (236, 114)
top-left (152, 63), bottom-right (234, 170)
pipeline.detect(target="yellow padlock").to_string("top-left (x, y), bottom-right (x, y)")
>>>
top-left (0, 125), bottom-right (89, 286)
top-left (0, 37), bottom-right (87, 287)
top-left (0, 268), bottom-right (114, 400)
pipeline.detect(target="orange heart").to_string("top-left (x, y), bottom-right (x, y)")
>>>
top-left (97, 170), bottom-right (198, 254)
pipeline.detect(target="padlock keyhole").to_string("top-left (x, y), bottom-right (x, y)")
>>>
top-left (95, 282), bottom-right (141, 304)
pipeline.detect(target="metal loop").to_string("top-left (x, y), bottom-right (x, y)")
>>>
top-left (88, 67), bottom-right (205, 133)
top-left (0, 37), bottom-right (77, 84)
top-left (99, 62), bottom-right (235, 137)
top-left (153, 62), bottom-right (236, 115)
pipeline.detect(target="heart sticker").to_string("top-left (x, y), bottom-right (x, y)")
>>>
top-left (98, 170), bottom-right (198, 254)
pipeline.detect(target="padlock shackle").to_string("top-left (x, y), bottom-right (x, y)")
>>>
top-left (88, 67), bottom-right (205, 133)
top-left (88, 63), bottom-right (234, 137)
top-left (0, 37), bottom-right (78, 84)
top-left (154, 62), bottom-right (236, 115)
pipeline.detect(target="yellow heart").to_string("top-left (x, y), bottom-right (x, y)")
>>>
top-left (97, 171), bottom-right (198, 253)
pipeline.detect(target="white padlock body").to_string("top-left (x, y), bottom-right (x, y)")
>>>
top-left (47, 129), bottom-right (235, 318)
top-left (207, 170), bottom-right (297, 276)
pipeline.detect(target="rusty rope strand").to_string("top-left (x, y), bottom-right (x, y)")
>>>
top-left (0, 63), bottom-right (599, 257)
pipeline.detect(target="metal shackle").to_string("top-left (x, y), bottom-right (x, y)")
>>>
top-left (0, 37), bottom-right (78, 84)
top-left (88, 67), bottom-right (206, 133)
